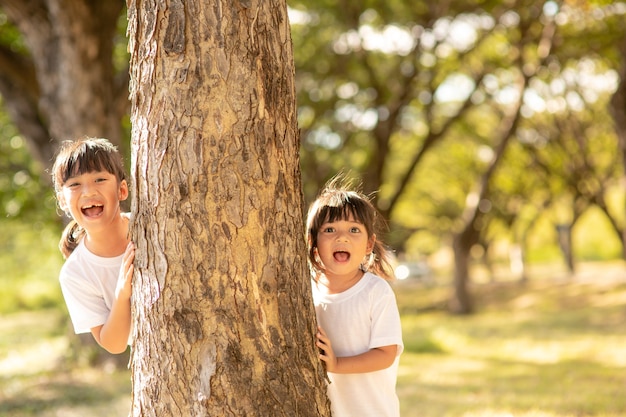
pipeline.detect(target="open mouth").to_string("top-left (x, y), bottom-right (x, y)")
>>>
top-left (81, 204), bottom-right (104, 217)
top-left (333, 251), bottom-right (350, 262)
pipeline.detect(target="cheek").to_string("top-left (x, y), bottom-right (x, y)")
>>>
top-left (315, 241), bottom-right (331, 257)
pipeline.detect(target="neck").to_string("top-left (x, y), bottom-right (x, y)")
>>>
top-left (316, 269), bottom-right (364, 295)
top-left (84, 214), bottom-right (129, 257)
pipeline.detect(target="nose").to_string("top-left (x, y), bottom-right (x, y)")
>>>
top-left (81, 182), bottom-right (97, 196)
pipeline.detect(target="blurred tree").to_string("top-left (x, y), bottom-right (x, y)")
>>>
top-left (290, 0), bottom-right (559, 313)
top-left (0, 106), bottom-right (52, 221)
top-left (289, 0), bottom-right (626, 313)
top-left (291, 0), bottom-right (506, 206)
top-left (497, 1), bottom-right (626, 272)
top-left (127, 0), bottom-right (330, 415)
top-left (0, 0), bottom-right (129, 169)
top-left (610, 34), bottom-right (626, 258)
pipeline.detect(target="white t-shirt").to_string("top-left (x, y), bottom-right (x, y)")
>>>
top-left (312, 272), bottom-right (404, 417)
top-left (59, 239), bottom-right (124, 334)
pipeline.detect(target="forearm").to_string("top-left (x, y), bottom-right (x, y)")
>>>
top-left (330, 345), bottom-right (397, 374)
top-left (92, 297), bottom-right (131, 354)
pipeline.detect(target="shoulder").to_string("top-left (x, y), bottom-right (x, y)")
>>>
top-left (362, 274), bottom-right (399, 309)
top-left (60, 241), bottom-right (86, 269)
top-left (363, 272), bottom-right (395, 292)
top-left (59, 245), bottom-right (87, 283)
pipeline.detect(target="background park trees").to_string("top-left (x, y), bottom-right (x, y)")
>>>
top-left (289, 0), bottom-right (626, 312)
top-left (0, 0), bottom-right (129, 164)
top-left (1, 0), bottom-right (626, 318)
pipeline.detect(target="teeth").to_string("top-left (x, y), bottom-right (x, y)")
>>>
top-left (82, 204), bottom-right (103, 209)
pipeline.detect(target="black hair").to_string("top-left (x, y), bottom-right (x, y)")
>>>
top-left (306, 175), bottom-right (395, 280)
top-left (52, 137), bottom-right (127, 258)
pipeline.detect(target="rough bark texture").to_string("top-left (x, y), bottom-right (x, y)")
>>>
top-left (0, 0), bottom-right (128, 168)
top-left (127, 1), bottom-right (331, 415)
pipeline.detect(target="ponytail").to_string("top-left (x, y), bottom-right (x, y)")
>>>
top-left (59, 220), bottom-right (85, 259)
top-left (363, 239), bottom-right (396, 281)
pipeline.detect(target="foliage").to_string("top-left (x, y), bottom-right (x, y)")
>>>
top-left (0, 99), bottom-right (63, 314)
top-left (0, 104), bottom-right (56, 221)
top-left (288, 0), bottom-right (626, 272)
top-left (0, 220), bottom-right (64, 314)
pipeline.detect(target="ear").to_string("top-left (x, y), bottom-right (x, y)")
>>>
top-left (56, 191), bottom-right (68, 211)
top-left (367, 234), bottom-right (376, 254)
top-left (118, 179), bottom-right (129, 201)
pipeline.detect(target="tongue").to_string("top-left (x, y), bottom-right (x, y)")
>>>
top-left (83, 206), bottom-right (103, 217)
top-left (334, 251), bottom-right (350, 262)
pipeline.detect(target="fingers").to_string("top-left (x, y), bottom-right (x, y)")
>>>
top-left (316, 326), bottom-right (329, 347)
top-left (123, 242), bottom-right (135, 271)
top-left (116, 242), bottom-right (135, 299)
top-left (316, 326), bottom-right (336, 370)
top-left (124, 241), bottom-right (135, 261)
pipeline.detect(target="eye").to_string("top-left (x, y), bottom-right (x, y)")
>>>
top-left (350, 227), bottom-right (361, 233)
top-left (322, 226), bottom-right (335, 233)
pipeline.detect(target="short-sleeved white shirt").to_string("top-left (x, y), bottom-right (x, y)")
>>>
top-left (312, 272), bottom-right (404, 417)
top-left (59, 239), bottom-right (124, 334)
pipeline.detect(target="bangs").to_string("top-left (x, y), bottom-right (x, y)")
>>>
top-left (60, 150), bottom-right (115, 183)
top-left (313, 191), bottom-right (374, 232)
top-left (53, 139), bottom-right (125, 189)
top-left (320, 199), bottom-right (366, 224)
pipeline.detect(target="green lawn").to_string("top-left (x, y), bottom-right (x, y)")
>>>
top-left (396, 265), bottom-right (626, 417)
top-left (1, 265), bottom-right (625, 416)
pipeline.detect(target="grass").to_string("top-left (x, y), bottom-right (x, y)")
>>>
top-left (396, 263), bottom-right (626, 417)
top-left (0, 309), bottom-right (132, 417)
top-left (1, 263), bottom-right (625, 416)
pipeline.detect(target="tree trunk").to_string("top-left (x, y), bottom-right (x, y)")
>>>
top-left (127, 1), bottom-right (331, 415)
top-left (610, 36), bottom-right (626, 260)
top-left (451, 226), bottom-right (476, 314)
top-left (0, 0), bottom-right (128, 168)
top-left (556, 224), bottom-right (575, 274)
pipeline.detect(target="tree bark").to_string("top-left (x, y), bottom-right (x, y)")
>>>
top-left (127, 1), bottom-right (331, 415)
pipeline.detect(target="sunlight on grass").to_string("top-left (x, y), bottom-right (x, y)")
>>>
top-left (1, 267), bottom-right (626, 416)
top-left (0, 310), bottom-right (132, 417)
top-left (396, 269), bottom-right (626, 417)
top-left (0, 337), bottom-right (67, 376)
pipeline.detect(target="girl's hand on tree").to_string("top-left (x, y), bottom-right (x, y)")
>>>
top-left (116, 241), bottom-right (135, 300)
top-left (316, 326), bottom-right (339, 372)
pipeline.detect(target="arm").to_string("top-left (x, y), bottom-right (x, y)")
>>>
top-left (91, 242), bottom-right (135, 354)
top-left (316, 326), bottom-right (397, 374)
